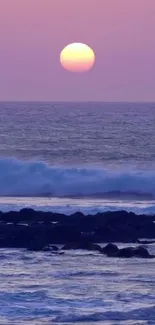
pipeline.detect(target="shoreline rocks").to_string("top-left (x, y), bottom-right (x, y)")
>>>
top-left (0, 209), bottom-right (155, 255)
top-left (26, 242), bottom-right (155, 259)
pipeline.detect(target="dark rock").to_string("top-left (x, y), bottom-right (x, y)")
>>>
top-left (27, 242), bottom-right (60, 253)
top-left (117, 247), bottom-right (136, 258)
top-left (42, 245), bottom-right (51, 252)
top-left (49, 225), bottom-right (82, 244)
top-left (51, 245), bottom-right (59, 251)
top-left (0, 209), bottom-right (155, 249)
top-left (27, 237), bottom-right (48, 251)
top-left (102, 243), bottom-right (155, 259)
top-left (62, 242), bottom-right (102, 252)
top-left (137, 239), bottom-right (155, 245)
top-left (131, 246), bottom-right (154, 258)
top-left (90, 243), bottom-right (102, 252)
top-left (102, 243), bottom-right (119, 256)
top-left (62, 243), bottom-right (78, 250)
top-left (27, 245), bottom-right (44, 252)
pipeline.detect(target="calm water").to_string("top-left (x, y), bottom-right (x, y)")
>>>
top-left (0, 102), bottom-right (155, 324)
top-left (0, 102), bottom-right (155, 168)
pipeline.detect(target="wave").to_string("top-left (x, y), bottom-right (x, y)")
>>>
top-left (1, 202), bottom-right (155, 215)
top-left (54, 306), bottom-right (155, 322)
top-left (0, 158), bottom-right (155, 198)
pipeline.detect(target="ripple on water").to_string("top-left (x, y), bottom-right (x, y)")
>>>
top-left (0, 247), bottom-right (155, 324)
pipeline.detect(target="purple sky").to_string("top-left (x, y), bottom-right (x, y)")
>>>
top-left (0, 0), bottom-right (155, 101)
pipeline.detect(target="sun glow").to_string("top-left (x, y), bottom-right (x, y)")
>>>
top-left (60, 43), bottom-right (95, 72)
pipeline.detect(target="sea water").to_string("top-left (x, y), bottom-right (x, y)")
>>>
top-left (1, 246), bottom-right (155, 325)
top-left (0, 102), bottom-right (155, 214)
top-left (0, 102), bottom-right (155, 324)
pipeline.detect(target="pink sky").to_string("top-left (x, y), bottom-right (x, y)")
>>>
top-left (0, 0), bottom-right (155, 101)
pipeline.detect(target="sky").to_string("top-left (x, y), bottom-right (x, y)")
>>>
top-left (0, 0), bottom-right (155, 102)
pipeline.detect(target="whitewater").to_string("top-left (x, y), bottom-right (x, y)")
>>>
top-left (0, 158), bottom-right (155, 214)
top-left (1, 158), bottom-right (155, 198)
top-left (0, 102), bottom-right (155, 324)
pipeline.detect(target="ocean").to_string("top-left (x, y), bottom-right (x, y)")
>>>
top-left (0, 102), bottom-right (155, 325)
top-left (0, 101), bottom-right (155, 214)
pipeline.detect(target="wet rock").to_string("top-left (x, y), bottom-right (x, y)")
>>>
top-left (90, 243), bottom-right (102, 252)
top-left (62, 242), bottom-right (102, 252)
top-left (42, 245), bottom-right (51, 252)
top-left (137, 239), bottom-right (155, 245)
top-left (27, 237), bottom-right (48, 251)
top-left (117, 247), bottom-right (135, 258)
top-left (102, 244), bottom-right (155, 259)
top-left (0, 209), bottom-right (155, 248)
top-left (27, 243), bottom-right (60, 253)
top-left (51, 245), bottom-right (59, 251)
top-left (118, 246), bottom-right (154, 258)
top-left (102, 243), bottom-right (119, 256)
top-left (129, 246), bottom-right (154, 258)
top-left (62, 243), bottom-right (78, 250)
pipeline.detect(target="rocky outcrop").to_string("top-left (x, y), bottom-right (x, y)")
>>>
top-left (117, 246), bottom-right (152, 258)
top-left (102, 244), bottom-right (154, 259)
top-left (62, 241), bottom-right (154, 258)
top-left (0, 209), bottom-right (155, 249)
top-left (102, 243), bottom-right (119, 256)
top-left (137, 239), bottom-right (155, 245)
top-left (62, 242), bottom-right (102, 252)
top-left (27, 242), bottom-right (63, 254)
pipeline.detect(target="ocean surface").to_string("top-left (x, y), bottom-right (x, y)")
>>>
top-left (0, 102), bottom-right (155, 324)
top-left (0, 101), bottom-right (155, 214)
top-left (1, 244), bottom-right (155, 325)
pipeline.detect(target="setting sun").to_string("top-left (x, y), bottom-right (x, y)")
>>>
top-left (60, 43), bottom-right (95, 73)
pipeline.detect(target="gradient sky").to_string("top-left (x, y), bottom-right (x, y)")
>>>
top-left (0, 0), bottom-right (155, 101)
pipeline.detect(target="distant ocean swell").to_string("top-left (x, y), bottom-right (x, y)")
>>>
top-left (0, 158), bottom-right (155, 199)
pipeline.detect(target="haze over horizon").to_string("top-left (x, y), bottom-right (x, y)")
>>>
top-left (0, 0), bottom-right (155, 102)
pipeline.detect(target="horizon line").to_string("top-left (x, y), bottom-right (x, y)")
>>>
top-left (0, 100), bottom-right (155, 104)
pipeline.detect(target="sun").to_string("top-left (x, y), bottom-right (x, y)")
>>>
top-left (60, 43), bottom-right (95, 73)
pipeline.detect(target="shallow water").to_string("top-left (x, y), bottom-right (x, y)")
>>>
top-left (0, 245), bottom-right (155, 325)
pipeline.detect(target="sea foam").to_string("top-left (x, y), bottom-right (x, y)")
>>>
top-left (0, 158), bottom-right (155, 198)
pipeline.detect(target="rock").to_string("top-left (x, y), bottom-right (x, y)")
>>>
top-left (27, 245), bottom-right (44, 252)
top-left (102, 244), bottom-right (154, 259)
top-left (62, 242), bottom-right (102, 252)
top-left (57, 251), bottom-right (65, 255)
top-left (90, 243), bottom-right (102, 252)
top-left (132, 246), bottom-right (154, 258)
top-left (137, 239), bottom-right (155, 245)
top-left (42, 245), bottom-right (51, 252)
top-left (117, 246), bottom-right (154, 259)
top-left (51, 245), bottom-right (59, 251)
top-left (43, 246), bottom-right (64, 255)
top-left (1, 209), bottom-right (155, 249)
top-left (27, 237), bottom-right (47, 251)
top-left (78, 242), bottom-right (102, 252)
top-left (28, 243), bottom-right (60, 253)
top-left (102, 243), bottom-right (119, 256)
top-left (62, 243), bottom-right (79, 250)
top-left (117, 247), bottom-right (135, 258)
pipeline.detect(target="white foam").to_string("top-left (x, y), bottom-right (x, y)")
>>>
top-left (0, 196), bottom-right (154, 215)
top-left (0, 157), bottom-right (155, 199)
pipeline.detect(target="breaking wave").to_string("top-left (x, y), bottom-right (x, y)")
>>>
top-left (0, 158), bottom-right (155, 198)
